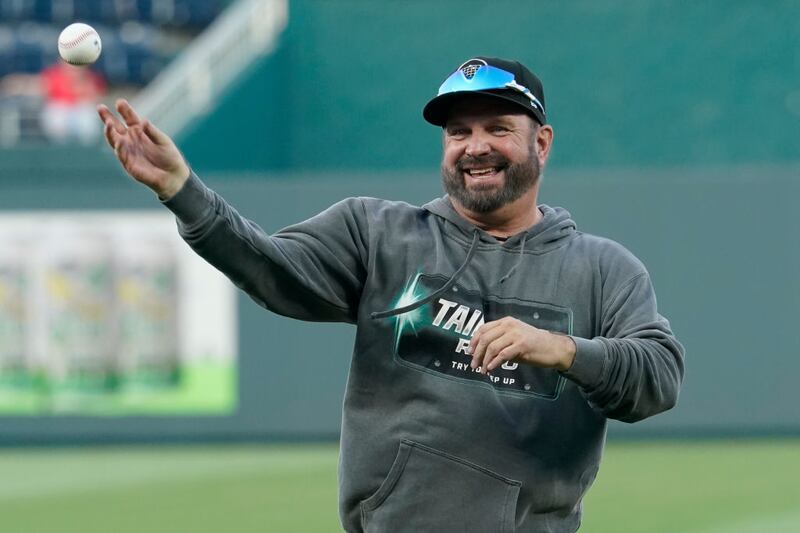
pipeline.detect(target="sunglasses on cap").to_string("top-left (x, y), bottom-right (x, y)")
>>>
top-left (437, 64), bottom-right (545, 114)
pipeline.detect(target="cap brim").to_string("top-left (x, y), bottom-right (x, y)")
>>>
top-left (423, 90), bottom-right (546, 127)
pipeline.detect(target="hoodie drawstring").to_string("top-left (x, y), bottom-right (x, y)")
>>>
top-left (370, 230), bottom-right (480, 320)
top-left (498, 233), bottom-right (527, 285)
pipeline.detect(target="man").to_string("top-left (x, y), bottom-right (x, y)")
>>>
top-left (41, 59), bottom-right (106, 145)
top-left (98, 57), bottom-right (684, 532)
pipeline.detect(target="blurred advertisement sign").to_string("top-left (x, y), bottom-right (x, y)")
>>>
top-left (0, 211), bottom-right (236, 415)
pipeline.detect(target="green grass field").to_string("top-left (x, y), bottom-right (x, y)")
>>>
top-left (2, 439), bottom-right (798, 532)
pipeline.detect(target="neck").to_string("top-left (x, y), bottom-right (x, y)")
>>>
top-left (450, 187), bottom-right (542, 239)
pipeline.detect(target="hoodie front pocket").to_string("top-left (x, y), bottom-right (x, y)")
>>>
top-left (360, 439), bottom-right (520, 533)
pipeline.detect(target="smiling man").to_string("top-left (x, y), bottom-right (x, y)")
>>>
top-left (441, 95), bottom-right (548, 233)
top-left (98, 56), bottom-right (684, 532)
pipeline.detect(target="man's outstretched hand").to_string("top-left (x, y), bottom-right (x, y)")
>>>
top-left (98, 99), bottom-right (190, 200)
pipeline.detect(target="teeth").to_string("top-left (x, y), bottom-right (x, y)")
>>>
top-left (468, 168), bottom-right (497, 176)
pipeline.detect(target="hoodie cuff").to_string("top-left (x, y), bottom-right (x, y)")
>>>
top-left (161, 172), bottom-right (213, 226)
top-left (560, 336), bottom-right (607, 389)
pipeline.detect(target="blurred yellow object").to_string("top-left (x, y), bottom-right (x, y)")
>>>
top-left (46, 273), bottom-right (72, 301)
top-left (118, 279), bottom-right (141, 304)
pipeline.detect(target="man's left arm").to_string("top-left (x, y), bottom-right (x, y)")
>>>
top-left (559, 272), bottom-right (685, 422)
top-left (470, 272), bottom-right (685, 423)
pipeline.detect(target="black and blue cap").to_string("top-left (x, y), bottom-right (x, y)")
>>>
top-left (423, 56), bottom-right (546, 127)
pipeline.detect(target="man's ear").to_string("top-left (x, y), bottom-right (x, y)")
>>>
top-left (535, 123), bottom-right (554, 165)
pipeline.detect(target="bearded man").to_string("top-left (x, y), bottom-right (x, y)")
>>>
top-left (98, 56), bottom-right (684, 533)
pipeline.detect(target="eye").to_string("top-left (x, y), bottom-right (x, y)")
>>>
top-left (446, 127), bottom-right (468, 139)
top-left (489, 125), bottom-right (509, 134)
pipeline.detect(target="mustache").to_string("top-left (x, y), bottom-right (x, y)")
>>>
top-left (455, 154), bottom-right (510, 171)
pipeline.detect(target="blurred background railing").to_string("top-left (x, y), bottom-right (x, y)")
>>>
top-left (133, 0), bottom-right (287, 137)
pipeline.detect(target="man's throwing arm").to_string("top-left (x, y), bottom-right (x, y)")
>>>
top-left (163, 173), bottom-right (369, 324)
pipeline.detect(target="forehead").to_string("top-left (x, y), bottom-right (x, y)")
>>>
top-left (444, 94), bottom-right (531, 126)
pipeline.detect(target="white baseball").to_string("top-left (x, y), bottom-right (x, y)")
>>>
top-left (58, 23), bottom-right (102, 66)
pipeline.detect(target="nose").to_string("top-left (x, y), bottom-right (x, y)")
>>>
top-left (464, 131), bottom-right (491, 157)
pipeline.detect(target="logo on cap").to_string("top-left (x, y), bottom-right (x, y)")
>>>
top-left (458, 59), bottom-right (488, 80)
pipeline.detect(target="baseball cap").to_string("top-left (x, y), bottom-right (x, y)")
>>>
top-left (423, 56), bottom-right (546, 127)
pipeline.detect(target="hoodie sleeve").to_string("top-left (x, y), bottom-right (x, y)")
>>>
top-left (561, 271), bottom-right (685, 423)
top-left (162, 173), bottom-right (368, 323)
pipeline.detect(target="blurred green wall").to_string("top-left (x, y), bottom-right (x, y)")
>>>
top-left (181, 0), bottom-right (800, 172)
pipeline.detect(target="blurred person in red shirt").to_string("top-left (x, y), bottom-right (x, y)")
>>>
top-left (40, 59), bottom-right (106, 145)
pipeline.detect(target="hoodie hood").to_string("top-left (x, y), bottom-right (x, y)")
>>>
top-left (370, 197), bottom-right (577, 320)
top-left (422, 196), bottom-right (577, 252)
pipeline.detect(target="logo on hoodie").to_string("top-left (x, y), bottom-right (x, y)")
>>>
top-left (392, 273), bottom-right (569, 399)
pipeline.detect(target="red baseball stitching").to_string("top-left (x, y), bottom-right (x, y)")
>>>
top-left (59, 29), bottom-right (97, 49)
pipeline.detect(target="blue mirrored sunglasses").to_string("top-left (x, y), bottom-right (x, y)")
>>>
top-left (437, 64), bottom-right (544, 114)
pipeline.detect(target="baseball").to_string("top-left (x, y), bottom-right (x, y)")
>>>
top-left (58, 23), bottom-right (102, 66)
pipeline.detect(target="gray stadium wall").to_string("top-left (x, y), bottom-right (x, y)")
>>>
top-left (1, 0), bottom-right (799, 443)
top-left (2, 157), bottom-right (800, 443)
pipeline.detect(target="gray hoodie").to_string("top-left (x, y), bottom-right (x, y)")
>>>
top-left (164, 173), bottom-right (684, 533)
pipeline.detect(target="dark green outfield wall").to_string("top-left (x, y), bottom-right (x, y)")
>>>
top-left (181, 0), bottom-right (800, 173)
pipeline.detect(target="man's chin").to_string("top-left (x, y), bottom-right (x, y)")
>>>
top-left (464, 172), bottom-right (504, 193)
top-left (466, 181), bottom-right (503, 194)
top-left (453, 192), bottom-right (507, 213)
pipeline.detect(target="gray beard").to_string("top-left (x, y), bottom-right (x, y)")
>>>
top-left (441, 149), bottom-right (540, 213)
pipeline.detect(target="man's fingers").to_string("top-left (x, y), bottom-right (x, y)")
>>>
top-left (103, 122), bottom-right (123, 151)
top-left (143, 120), bottom-right (170, 146)
top-left (103, 123), bottom-right (132, 167)
top-left (470, 326), bottom-right (507, 369)
top-left (473, 319), bottom-right (502, 335)
top-left (469, 320), bottom-right (501, 353)
top-left (97, 104), bottom-right (113, 123)
top-left (103, 121), bottom-right (114, 147)
top-left (486, 345), bottom-right (519, 371)
top-left (98, 104), bottom-right (126, 135)
top-left (480, 337), bottom-right (514, 374)
top-left (116, 99), bottom-right (142, 127)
